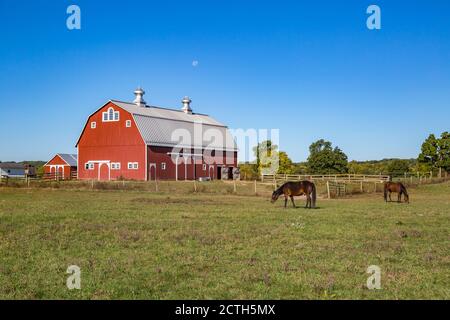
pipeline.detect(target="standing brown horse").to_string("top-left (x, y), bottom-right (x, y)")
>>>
top-left (271, 181), bottom-right (316, 208)
top-left (384, 182), bottom-right (409, 203)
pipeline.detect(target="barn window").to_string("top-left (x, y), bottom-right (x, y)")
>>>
top-left (85, 163), bottom-right (94, 170)
top-left (203, 164), bottom-right (207, 171)
top-left (102, 107), bottom-right (120, 122)
top-left (91, 121), bottom-right (96, 129)
top-left (161, 162), bottom-right (166, 170)
top-left (128, 162), bottom-right (138, 170)
top-left (126, 120), bottom-right (131, 127)
top-left (111, 162), bottom-right (121, 170)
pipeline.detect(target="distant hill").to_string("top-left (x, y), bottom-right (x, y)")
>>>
top-left (0, 160), bottom-right (46, 166)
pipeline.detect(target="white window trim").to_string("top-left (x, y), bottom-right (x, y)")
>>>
top-left (91, 121), bottom-right (96, 129)
top-left (85, 162), bottom-right (94, 170)
top-left (102, 107), bottom-right (120, 122)
top-left (202, 164), bottom-right (207, 171)
top-left (111, 162), bottom-right (121, 170)
top-left (128, 162), bottom-right (138, 170)
top-left (126, 120), bottom-right (131, 127)
top-left (161, 162), bottom-right (166, 170)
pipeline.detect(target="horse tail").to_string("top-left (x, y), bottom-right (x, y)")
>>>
top-left (383, 183), bottom-right (388, 202)
top-left (311, 183), bottom-right (317, 208)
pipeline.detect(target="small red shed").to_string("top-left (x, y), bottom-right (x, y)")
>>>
top-left (43, 154), bottom-right (78, 179)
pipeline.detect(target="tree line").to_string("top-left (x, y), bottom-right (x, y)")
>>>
top-left (239, 131), bottom-right (450, 179)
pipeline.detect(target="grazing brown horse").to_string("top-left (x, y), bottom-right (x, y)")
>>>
top-left (271, 181), bottom-right (316, 208)
top-left (384, 182), bottom-right (409, 203)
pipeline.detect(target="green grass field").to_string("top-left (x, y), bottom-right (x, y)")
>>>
top-left (0, 181), bottom-right (449, 299)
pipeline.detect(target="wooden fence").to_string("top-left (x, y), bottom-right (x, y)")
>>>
top-left (41, 171), bottom-right (77, 180)
top-left (2, 172), bottom-right (448, 199)
top-left (261, 173), bottom-right (390, 183)
top-left (326, 181), bottom-right (346, 198)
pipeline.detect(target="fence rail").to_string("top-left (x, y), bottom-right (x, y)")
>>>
top-left (326, 181), bottom-right (347, 198)
top-left (261, 173), bottom-right (390, 183)
top-left (41, 171), bottom-right (78, 180)
top-left (1, 173), bottom-right (448, 199)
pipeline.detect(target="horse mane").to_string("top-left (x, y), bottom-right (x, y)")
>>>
top-left (273, 183), bottom-right (286, 195)
top-left (400, 183), bottom-right (409, 195)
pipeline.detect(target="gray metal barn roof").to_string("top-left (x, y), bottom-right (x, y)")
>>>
top-left (111, 100), bottom-right (238, 151)
top-left (58, 154), bottom-right (78, 166)
top-left (0, 162), bottom-right (25, 170)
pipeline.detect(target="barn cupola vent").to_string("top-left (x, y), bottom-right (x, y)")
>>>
top-left (181, 96), bottom-right (192, 114)
top-left (133, 87), bottom-right (146, 107)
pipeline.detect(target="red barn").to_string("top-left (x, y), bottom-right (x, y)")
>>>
top-left (76, 88), bottom-right (238, 181)
top-left (43, 154), bottom-right (78, 179)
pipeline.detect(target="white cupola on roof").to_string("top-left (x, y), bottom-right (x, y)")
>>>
top-left (181, 96), bottom-right (192, 114)
top-left (133, 87), bottom-right (146, 107)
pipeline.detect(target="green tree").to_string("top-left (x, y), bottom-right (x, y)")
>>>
top-left (238, 162), bottom-right (258, 180)
top-left (418, 134), bottom-right (438, 170)
top-left (292, 162), bottom-right (308, 174)
top-left (437, 132), bottom-right (450, 171)
top-left (418, 132), bottom-right (450, 173)
top-left (386, 159), bottom-right (411, 176)
top-left (306, 139), bottom-right (348, 174)
top-left (277, 151), bottom-right (294, 174)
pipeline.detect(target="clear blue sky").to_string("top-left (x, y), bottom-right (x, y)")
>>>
top-left (1, 0), bottom-right (449, 162)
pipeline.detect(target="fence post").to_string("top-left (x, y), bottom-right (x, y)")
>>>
top-left (374, 182), bottom-right (377, 193)
top-left (326, 181), bottom-right (331, 199)
top-left (91, 179), bottom-right (94, 189)
top-left (254, 180), bottom-right (257, 195)
top-left (233, 179), bottom-right (237, 193)
top-left (194, 179), bottom-right (197, 192)
top-left (360, 181), bottom-right (363, 193)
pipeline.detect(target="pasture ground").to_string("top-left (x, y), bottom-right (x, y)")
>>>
top-left (0, 181), bottom-right (449, 299)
